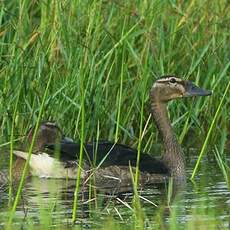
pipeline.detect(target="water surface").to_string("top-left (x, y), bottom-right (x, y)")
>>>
top-left (0, 149), bottom-right (229, 229)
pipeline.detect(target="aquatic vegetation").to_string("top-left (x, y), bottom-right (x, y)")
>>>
top-left (0, 0), bottom-right (229, 229)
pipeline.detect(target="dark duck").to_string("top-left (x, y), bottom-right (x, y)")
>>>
top-left (12, 76), bottom-right (212, 187)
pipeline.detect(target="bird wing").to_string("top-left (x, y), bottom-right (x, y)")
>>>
top-left (46, 141), bottom-right (169, 174)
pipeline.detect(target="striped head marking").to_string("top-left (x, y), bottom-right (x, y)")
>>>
top-left (151, 75), bottom-right (212, 102)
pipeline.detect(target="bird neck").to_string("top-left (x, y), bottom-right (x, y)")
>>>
top-left (150, 98), bottom-right (185, 177)
top-left (12, 158), bottom-right (27, 181)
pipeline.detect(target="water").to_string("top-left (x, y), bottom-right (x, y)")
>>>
top-left (0, 150), bottom-right (229, 229)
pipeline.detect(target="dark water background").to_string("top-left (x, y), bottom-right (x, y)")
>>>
top-left (0, 149), bottom-right (229, 229)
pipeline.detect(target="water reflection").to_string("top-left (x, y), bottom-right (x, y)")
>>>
top-left (0, 155), bottom-right (229, 228)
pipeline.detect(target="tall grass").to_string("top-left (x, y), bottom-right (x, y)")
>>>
top-left (191, 81), bottom-right (230, 179)
top-left (0, 0), bottom-right (229, 228)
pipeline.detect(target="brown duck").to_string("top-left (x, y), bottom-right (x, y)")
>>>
top-left (12, 76), bottom-right (212, 188)
top-left (0, 122), bottom-right (67, 188)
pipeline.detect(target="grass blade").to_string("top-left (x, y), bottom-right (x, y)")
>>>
top-left (191, 81), bottom-right (230, 180)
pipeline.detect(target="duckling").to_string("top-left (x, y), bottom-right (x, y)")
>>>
top-left (13, 76), bottom-right (212, 187)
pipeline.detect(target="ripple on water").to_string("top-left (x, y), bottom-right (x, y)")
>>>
top-left (0, 153), bottom-right (229, 228)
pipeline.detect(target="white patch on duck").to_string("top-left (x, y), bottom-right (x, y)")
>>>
top-left (13, 151), bottom-right (85, 179)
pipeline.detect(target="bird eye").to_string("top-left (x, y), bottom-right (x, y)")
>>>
top-left (169, 78), bottom-right (176, 84)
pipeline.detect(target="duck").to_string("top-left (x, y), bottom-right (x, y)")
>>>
top-left (13, 122), bottom-right (75, 179)
top-left (12, 76), bottom-right (212, 188)
top-left (0, 122), bottom-right (68, 188)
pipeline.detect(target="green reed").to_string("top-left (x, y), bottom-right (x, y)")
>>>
top-left (0, 0), bottom-right (229, 228)
top-left (8, 75), bottom-right (24, 207)
top-left (72, 66), bottom-right (86, 223)
top-left (191, 81), bottom-right (230, 180)
top-left (6, 72), bottom-right (53, 229)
